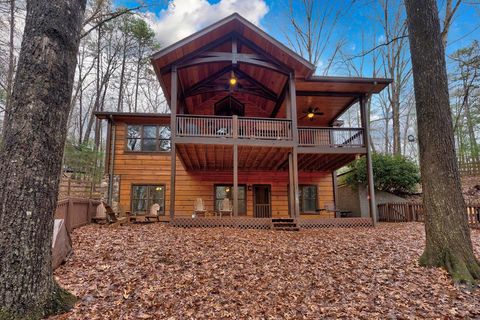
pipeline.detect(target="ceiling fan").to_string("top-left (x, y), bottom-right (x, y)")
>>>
top-left (300, 107), bottom-right (324, 121)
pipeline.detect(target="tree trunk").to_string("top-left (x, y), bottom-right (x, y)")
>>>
top-left (117, 34), bottom-right (128, 112)
top-left (2, 0), bottom-right (16, 136)
top-left (405, 0), bottom-right (480, 286)
top-left (0, 0), bottom-right (86, 318)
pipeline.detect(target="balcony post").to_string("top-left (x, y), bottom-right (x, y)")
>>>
top-left (169, 65), bottom-right (177, 220)
top-left (288, 73), bottom-right (299, 143)
top-left (288, 73), bottom-right (300, 218)
top-left (233, 144), bottom-right (238, 217)
top-left (233, 116), bottom-right (238, 217)
top-left (360, 95), bottom-right (377, 226)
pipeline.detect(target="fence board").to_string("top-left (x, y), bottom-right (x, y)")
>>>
top-left (54, 198), bottom-right (101, 232)
top-left (458, 156), bottom-right (480, 176)
top-left (378, 202), bottom-right (479, 228)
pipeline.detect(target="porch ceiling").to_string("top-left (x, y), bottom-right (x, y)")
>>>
top-left (176, 144), bottom-right (359, 172)
top-left (278, 153), bottom-right (358, 172)
top-left (176, 144), bottom-right (290, 171)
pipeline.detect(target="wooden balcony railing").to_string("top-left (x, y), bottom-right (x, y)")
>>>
top-left (176, 115), bottom-right (364, 148)
top-left (298, 127), bottom-right (364, 147)
top-left (176, 115), bottom-right (292, 140)
top-left (238, 117), bottom-right (292, 140)
top-left (177, 115), bottom-right (233, 138)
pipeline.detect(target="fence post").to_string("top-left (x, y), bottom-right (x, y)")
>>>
top-left (66, 198), bottom-right (74, 233)
top-left (67, 178), bottom-right (71, 197)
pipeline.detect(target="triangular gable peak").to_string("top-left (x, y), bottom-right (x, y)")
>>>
top-left (151, 13), bottom-right (315, 103)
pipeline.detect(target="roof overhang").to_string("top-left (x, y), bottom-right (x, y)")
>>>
top-left (94, 112), bottom-right (170, 124)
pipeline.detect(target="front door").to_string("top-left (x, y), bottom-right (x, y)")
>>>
top-left (253, 185), bottom-right (271, 218)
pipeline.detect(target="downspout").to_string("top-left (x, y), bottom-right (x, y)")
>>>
top-left (107, 115), bottom-right (116, 206)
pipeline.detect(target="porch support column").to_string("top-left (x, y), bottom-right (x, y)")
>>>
top-left (233, 115), bottom-right (238, 217)
top-left (233, 144), bottom-right (238, 217)
top-left (169, 65), bottom-right (178, 220)
top-left (292, 148), bottom-right (300, 218)
top-left (288, 73), bottom-right (300, 218)
top-left (360, 94), bottom-right (377, 226)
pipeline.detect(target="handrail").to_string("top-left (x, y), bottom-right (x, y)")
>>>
top-left (176, 115), bottom-right (364, 147)
top-left (176, 115), bottom-right (293, 141)
top-left (298, 127), bottom-right (364, 147)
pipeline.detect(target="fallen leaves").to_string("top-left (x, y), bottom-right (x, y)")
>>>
top-left (49, 223), bottom-right (480, 319)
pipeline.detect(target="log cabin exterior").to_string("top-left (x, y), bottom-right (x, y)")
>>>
top-left (95, 13), bottom-right (391, 228)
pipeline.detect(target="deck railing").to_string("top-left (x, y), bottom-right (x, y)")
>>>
top-left (176, 115), bottom-right (293, 140)
top-left (298, 127), bottom-right (364, 147)
top-left (176, 115), bottom-right (364, 147)
top-left (177, 115), bottom-right (233, 138)
top-left (238, 117), bottom-right (292, 140)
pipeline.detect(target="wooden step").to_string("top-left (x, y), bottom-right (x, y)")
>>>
top-left (272, 218), bottom-right (295, 223)
top-left (274, 227), bottom-right (300, 231)
top-left (272, 218), bottom-right (299, 231)
top-left (273, 222), bottom-right (297, 228)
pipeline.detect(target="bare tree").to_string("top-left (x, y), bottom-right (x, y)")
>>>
top-left (0, 0), bottom-right (86, 318)
top-left (377, 0), bottom-right (411, 156)
top-left (285, 0), bottom-right (352, 73)
top-left (441, 0), bottom-right (463, 47)
top-left (405, 0), bottom-right (480, 285)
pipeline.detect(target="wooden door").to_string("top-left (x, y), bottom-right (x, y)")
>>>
top-left (253, 185), bottom-right (271, 218)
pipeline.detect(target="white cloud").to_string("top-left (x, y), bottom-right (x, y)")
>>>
top-left (144, 0), bottom-right (269, 47)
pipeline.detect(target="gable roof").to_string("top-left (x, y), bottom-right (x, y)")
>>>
top-left (151, 13), bottom-right (316, 79)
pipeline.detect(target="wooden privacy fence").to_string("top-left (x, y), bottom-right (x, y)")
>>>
top-left (458, 156), bottom-right (480, 176)
top-left (378, 202), bottom-right (480, 228)
top-left (58, 177), bottom-right (102, 200)
top-left (54, 198), bottom-right (101, 232)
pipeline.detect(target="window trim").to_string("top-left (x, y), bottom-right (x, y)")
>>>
top-left (299, 184), bottom-right (319, 215)
top-left (125, 124), bottom-right (171, 153)
top-left (130, 184), bottom-right (166, 215)
top-left (213, 184), bottom-right (247, 215)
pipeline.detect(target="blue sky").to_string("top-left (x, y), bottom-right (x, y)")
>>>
top-left (115, 0), bottom-right (480, 76)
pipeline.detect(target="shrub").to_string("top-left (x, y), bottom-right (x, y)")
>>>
top-left (344, 153), bottom-right (420, 193)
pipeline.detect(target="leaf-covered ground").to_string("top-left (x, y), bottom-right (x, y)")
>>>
top-left (51, 223), bottom-right (480, 319)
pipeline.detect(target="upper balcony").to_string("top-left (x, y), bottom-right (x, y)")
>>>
top-left (175, 114), bottom-right (365, 152)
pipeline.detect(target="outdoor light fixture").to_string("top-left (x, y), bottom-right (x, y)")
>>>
top-left (307, 112), bottom-right (315, 119)
top-left (229, 71), bottom-right (237, 86)
top-left (156, 186), bottom-right (162, 191)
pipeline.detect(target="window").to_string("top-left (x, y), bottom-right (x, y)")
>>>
top-left (299, 185), bottom-right (318, 214)
top-left (214, 95), bottom-right (245, 116)
top-left (126, 125), bottom-right (171, 152)
top-left (131, 185), bottom-right (165, 214)
top-left (214, 185), bottom-right (246, 215)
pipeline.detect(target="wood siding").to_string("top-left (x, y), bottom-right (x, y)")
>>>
top-left (112, 123), bottom-right (334, 217)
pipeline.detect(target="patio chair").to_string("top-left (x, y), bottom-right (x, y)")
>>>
top-left (92, 203), bottom-right (107, 224)
top-left (193, 198), bottom-right (207, 218)
top-left (219, 198), bottom-right (233, 217)
top-left (324, 202), bottom-right (338, 218)
top-left (103, 202), bottom-right (128, 227)
top-left (145, 203), bottom-right (162, 222)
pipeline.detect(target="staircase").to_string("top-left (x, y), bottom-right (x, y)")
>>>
top-left (272, 218), bottom-right (299, 231)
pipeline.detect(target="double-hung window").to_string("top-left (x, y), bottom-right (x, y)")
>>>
top-left (126, 125), bottom-right (171, 152)
top-left (214, 185), bottom-right (246, 215)
top-left (299, 185), bottom-right (318, 214)
top-left (131, 185), bottom-right (165, 214)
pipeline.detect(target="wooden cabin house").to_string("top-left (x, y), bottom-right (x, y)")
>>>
top-left (95, 13), bottom-right (391, 228)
